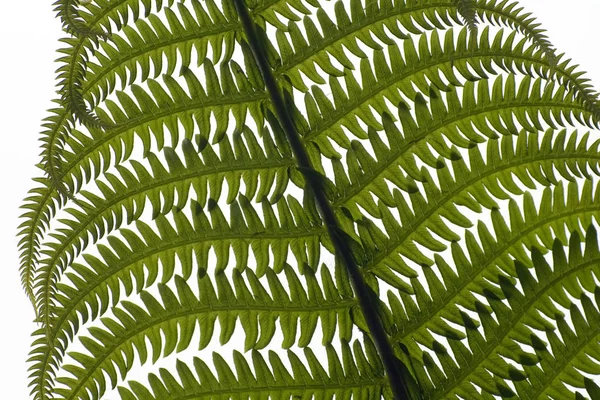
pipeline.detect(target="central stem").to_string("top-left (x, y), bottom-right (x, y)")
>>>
top-left (232, 1), bottom-right (416, 399)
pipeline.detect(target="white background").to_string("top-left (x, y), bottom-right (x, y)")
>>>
top-left (1, 1), bottom-right (599, 398)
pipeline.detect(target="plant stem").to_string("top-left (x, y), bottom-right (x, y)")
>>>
top-left (232, 1), bottom-right (413, 398)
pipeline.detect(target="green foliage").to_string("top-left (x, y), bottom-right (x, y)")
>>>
top-left (20, 0), bottom-right (600, 398)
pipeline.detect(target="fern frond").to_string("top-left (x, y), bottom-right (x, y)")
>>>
top-left (334, 126), bottom-right (600, 285)
top-left (36, 188), bottom-right (322, 323)
top-left (38, 135), bottom-right (293, 287)
top-left (29, 195), bottom-right (334, 399)
top-left (408, 226), bottom-right (600, 398)
top-left (62, 63), bottom-right (266, 183)
top-left (53, 0), bottom-right (110, 38)
top-left (334, 113), bottom-right (600, 218)
top-left (77, 1), bottom-right (240, 107)
top-left (18, 177), bottom-right (57, 307)
top-left (268, 0), bottom-right (564, 90)
top-left (476, 0), bottom-right (558, 65)
top-left (380, 182), bottom-right (600, 397)
top-left (44, 267), bottom-right (355, 399)
top-left (386, 180), bottom-right (600, 344)
top-left (367, 178), bottom-right (599, 289)
top-left (27, 1), bottom-right (599, 298)
top-left (23, 65), bottom-right (268, 305)
top-left (116, 343), bottom-right (388, 400)
top-left (37, 101), bottom-right (74, 184)
top-left (299, 47), bottom-right (597, 155)
top-left (42, 0), bottom-right (284, 202)
top-left (506, 229), bottom-right (600, 398)
top-left (23, 0), bottom-right (600, 399)
top-left (20, 100), bottom-right (75, 305)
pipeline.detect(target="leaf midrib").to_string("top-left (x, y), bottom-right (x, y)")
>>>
top-left (173, 379), bottom-right (386, 400)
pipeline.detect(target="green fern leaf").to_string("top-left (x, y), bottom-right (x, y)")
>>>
top-left (20, 0), bottom-right (600, 399)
